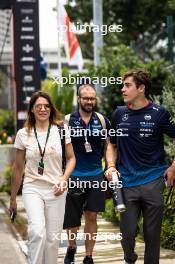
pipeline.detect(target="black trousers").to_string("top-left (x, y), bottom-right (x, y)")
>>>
top-left (120, 177), bottom-right (165, 264)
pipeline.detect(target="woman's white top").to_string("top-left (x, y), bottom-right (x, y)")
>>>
top-left (14, 124), bottom-right (71, 184)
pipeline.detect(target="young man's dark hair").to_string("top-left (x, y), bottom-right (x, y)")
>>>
top-left (123, 69), bottom-right (151, 99)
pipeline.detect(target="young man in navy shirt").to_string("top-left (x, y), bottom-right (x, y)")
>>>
top-left (63, 84), bottom-right (110, 264)
top-left (105, 69), bottom-right (175, 264)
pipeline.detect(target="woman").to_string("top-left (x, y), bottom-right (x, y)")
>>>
top-left (9, 91), bottom-right (76, 264)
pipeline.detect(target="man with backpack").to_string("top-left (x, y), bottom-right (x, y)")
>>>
top-left (105, 69), bottom-right (175, 264)
top-left (63, 84), bottom-right (110, 264)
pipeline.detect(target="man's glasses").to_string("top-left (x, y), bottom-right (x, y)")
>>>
top-left (34, 104), bottom-right (51, 111)
top-left (80, 97), bottom-right (96, 102)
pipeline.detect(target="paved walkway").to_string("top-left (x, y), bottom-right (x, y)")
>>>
top-left (58, 218), bottom-right (175, 264)
top-left (0, 198), bottom-right (27, 264)
top-left (0, 193), bottom-right (175, 264)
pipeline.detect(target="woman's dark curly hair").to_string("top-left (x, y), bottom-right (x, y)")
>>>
top-left (24, 91), bottom-right (62, 133)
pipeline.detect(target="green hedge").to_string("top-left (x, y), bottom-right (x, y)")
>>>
top-left (0, 109), bottom-right (14, 144)
top-left (0, 165), bottom-right (23, 195)
top-left (161, 188), bottom-right (175, 250)
top-left (0, 165), bottom-right (12, 194)
top-left (102, 199), bottom-right (120, 225)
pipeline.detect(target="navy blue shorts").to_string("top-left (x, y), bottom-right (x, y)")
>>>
top-left (63, 174), bottom-right (105, 229)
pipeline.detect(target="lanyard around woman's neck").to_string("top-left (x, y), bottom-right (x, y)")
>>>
top-left (34, 124), bottom-right (51, 175)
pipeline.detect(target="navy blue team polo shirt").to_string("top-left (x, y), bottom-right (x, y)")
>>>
top-left (110, 102), bottom-right (175, 187)
top-left (69, 111), bottom-right (110, 177)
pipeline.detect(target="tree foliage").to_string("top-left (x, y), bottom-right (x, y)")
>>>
top-left (66, 0), bottom-right (175, 59)
top-left (42, 68), bottom-right (75, 117)
top-left (85, 44), bottom-right (169, 118)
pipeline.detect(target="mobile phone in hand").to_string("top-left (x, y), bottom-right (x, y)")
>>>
top-left (10, 210), bottom-right (17, 223)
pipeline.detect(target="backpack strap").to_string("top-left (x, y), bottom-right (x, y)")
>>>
top-left (57, 125), bottom-right (66, 172)
top-left (64, 114), bottom-right (71, 125)
top-left (95, 112), bottom-right (106, 129)
top-left (95, 112), bottom-right (109, 163)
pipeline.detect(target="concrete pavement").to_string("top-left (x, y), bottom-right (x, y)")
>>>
top-left (0, 199), bottom-right (27, 264)
top-left (58, 217), bottom-right (175, 264)
top-left (0, 193), bottom-right (175, 264)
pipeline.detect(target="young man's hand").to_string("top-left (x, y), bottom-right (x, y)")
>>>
top-left (164, 164), bottom-right (175, 186)
top-left (105, 167), bottom-right (117, 181)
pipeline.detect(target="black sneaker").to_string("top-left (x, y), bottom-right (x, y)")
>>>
top-left (64, 247), bottom-right (76, 264)
top-left (83, 256), bottom-right (94, 264)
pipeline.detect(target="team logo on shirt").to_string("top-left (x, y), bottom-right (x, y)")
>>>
top-left (74, 121), bottom-right (80, 126)
top-left (153, 107), bottom-right (159, 111)
top-left (122, 114), bottom-right (128, 121)
top-left (94, 120), bottom-right (99, 124)
top-left (144, 114), bottom-right (151, 121)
